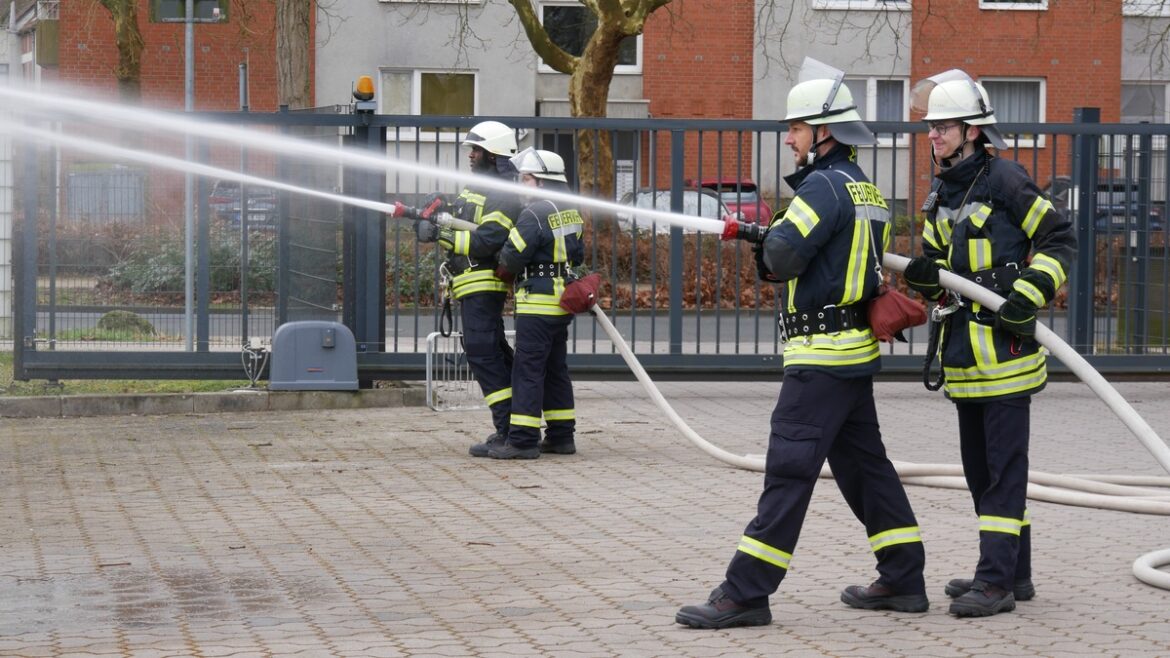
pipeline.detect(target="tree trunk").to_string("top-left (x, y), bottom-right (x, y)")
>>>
top-left (276, 0), bottom-right (313, 109)
top-left (97, 0), bottom-right (144, 103)
top-left (568, 25), bottom-right (623, 201)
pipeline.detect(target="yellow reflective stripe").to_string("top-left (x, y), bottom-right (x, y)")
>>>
top-left (785, 280), bottom-right (798, 313)
top-left (508, 227), bottom-right (527, 252)
top-left (943, 358), bottom-right (1047, 398)
top-left (923, 220), bottom-right (944, 252)
top-left (841, 220), bottom-right (869, 305)
top-left (968, 239), bottom-right (992, 272)
top-left (1021, 196), bottom-right (1053, 238)
top-left (450, 230), bottom-right (471, 255)
top-left (782, 329), bottom-right (880, 368)
top-left (967, 203), bottom-right (992, 229)
top-left (1022, 509), bottom-right (1031, 527)
top-left (459, 191), bottom-right (486, 207)
top-left (979, 515), bottom-right (1024, 536)
top-left (510, 413), bottom-right (541, 428)
top-left (480, 210), bottom-right (514, 231)
top-left (543, 408), bottom-right (575, 421)
top-left (452, 270), bottom-right (509, 298)
top-left (1029, 254), bottom-right (1067, 291)
top-left (1013, 278), bottom-right (1046, 307)
top-left (784, 197), bottom-right (818, 237)
top-left (515, 289), bottom-right (569, 316)
top-left (485, 387), bottom-right (512, 406)
top-left (869, 526), bottom-right (923, 553)
top-left (736, 535), bottom-right (792, 570)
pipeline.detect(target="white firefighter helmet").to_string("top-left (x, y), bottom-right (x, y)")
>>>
top-left (511, 147), bottom-right (567, 183)
top-left (461, 120), bottom-right (518, 157)
top-left (911, 69), bottom-right (1007, 149)
top-left (783, 57), bottom-right (875, 146)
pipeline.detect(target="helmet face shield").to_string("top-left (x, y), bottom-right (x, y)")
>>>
top-left (915, 70), bottom-right (1007, 149)
top-left (783, 57), bottom-right (873, 145)
top-left (511, 147), bottom-right (568, 183)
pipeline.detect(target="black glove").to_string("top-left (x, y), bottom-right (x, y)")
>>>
top-left (753, 243), bottom-right (780, 283)
top-left (995, 292), bottom-right (1038, 337)
top-left (903, 256), bottom-right (943, 301)
top-left (416, 219), bottom-right (439, 243)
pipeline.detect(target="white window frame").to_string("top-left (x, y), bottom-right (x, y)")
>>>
top-left (811, 0), bottom-right (910, 10)
top-left (380, 68), bottom-right (479, 143)
top-left (1124, 0), bottom-right (1170, 16)
top-left (980, 76), bottom-right (1046, 149)
top-left (845, 76), bottom-right (910, 147)
top-left (979, 0), bottom-right (1047, 10)
top-left (380, 1), bottom-right (482, 4)
top-left (538, 1), bottom-right (642, 75)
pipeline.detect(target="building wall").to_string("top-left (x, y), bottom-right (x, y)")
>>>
top-left (911, 0), bottom-right (1123, 188)
top-left (641, 0), bottom-right (755, 190)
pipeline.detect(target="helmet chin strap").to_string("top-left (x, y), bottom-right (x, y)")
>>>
top-left (803, 126), bottom-right (832, 167)
top-left (934, 123), bottom-right (972, 169)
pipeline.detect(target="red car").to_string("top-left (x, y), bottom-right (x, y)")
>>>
top-left (694, 179), bottom-right (774, 224)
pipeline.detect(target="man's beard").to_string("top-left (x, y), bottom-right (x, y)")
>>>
top-left (470, 156), bottom-right (491, 174)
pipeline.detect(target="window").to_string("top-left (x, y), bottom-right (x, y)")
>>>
top-left (151, 0), bottom-right (227, 22)
top-left (539, 3), bottom-right (641, 74)
top-left (811, 0), bottom-right (909, 10)
top-left (981, 78), bottom-right (1045, 147)
top-left (380, 69), bottom-right (477, 140)
top-left (1121, 83), bottom-right (1168, 123)
top-left (979, 0), bottom-right (1047, 9)
top-left (845, 77), bottom-right (909, 146)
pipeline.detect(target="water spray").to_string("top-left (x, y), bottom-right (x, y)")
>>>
top-left (4, 84), bottom-right (1167, 588)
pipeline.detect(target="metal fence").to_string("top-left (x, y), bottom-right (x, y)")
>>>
top-left (11, 108), bottom-right (1170, 382)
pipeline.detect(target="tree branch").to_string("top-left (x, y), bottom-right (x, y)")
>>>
top-left (507, 0), bottom-right (578, 74)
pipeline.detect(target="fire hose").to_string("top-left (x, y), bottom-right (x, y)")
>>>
top-left (587, 253), bottom-right (1170, 590)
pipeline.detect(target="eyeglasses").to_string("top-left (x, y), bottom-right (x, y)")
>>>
top-left (926, 121), bottom-right (961, 136)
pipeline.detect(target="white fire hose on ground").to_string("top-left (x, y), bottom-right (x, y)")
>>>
top-left (587, 253), bottom-right (1170, 590)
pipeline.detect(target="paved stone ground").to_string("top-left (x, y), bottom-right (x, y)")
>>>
top-left (2, 380), bottom-right (1169, 657)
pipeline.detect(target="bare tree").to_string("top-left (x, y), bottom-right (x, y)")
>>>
top-left (276, 0), bottom-right (313, 109)
top-left (508, 0), bottom-right (671, 200)
top-left (93, 0), bottom-right (145, 103)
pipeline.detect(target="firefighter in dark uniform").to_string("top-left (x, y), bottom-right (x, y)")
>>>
top-left (903, 70), bottom-right (1075, 617)
top-left (489, 148), bottom-right (584, 460)
top-left (415, 120), bottom-right (523, 457)
top-left (676, 60), bottom-right (927, 629)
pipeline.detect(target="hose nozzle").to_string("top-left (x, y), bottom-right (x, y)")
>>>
top-left (721, 216), bottom-right (767, 244)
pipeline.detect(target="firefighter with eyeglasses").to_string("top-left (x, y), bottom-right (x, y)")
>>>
top-left (903, 70), bottom-right (1076, 617)
top-left (488, 148), bottom-right (585, 460)
top-left (676, 59), bottom-right (927, 630)
top-left (414, 120), bottom-right (523, 457)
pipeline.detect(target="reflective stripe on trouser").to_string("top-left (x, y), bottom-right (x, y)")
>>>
top-left (460, 292), bottom-right (514, 436)
top-left (956, 397), bottom-right (1031, 588)
top-left (722, 370), bottom-right (926, 605)
top-left (507, 313), bottom-right (574, 450)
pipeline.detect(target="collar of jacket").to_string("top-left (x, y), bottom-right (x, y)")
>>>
top-left (937, 147), bottom-right (990, 183)
top-left (784, 142), bottom-right (856, 191)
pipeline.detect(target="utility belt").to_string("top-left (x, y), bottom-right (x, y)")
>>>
top-left (955, 263), bottom-right (1021, 294)
top-left (518, 262), bottom-right (570, 282)
top-left (446, 255), bottom-right (489, 277)
top-left (780, 304), bottom-right (868, 340)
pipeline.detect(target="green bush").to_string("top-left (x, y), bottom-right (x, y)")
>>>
top-left (102, 229), bottom-right (276, 294)
top-left (96, 310), bottom-right (156, 336)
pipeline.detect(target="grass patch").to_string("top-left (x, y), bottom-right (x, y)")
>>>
top-left (0, 350), bottom-right (252, 397)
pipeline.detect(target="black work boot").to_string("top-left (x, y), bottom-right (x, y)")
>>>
top-left (948, 580), bottom-right (1016, 617)
top-left (840, 581), bottom-right (929, 612)
top-left (539, 439), bottom-right (576, 455)
top-left (487, 442), bottom-right (540, 460)
top-left (468, 432), bottom-right (505, 458)
top-left (945, 577), bottom-right (1034, 601)
top-left (675, 586), bottom-right (772, 629)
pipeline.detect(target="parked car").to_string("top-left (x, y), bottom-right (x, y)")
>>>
top-left (208, 180), bottom-right (278, 228)
top-left (1043, 176), bottom-right (1164, 233)
top-left (692, 178), bottom-right (774, 224)
top-left (617, 188), bottom-right (739, 234)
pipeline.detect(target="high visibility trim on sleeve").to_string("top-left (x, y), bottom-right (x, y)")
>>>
top-left (481, 210), bottom-right (514, 231)
top-left (508, 227), bottom-right (527, 252)
top-left (1021, 196), bottom-right (1054, 238)
top-left (869, 526), bottom-right (923, 553)
top-left (784, 197), bottom-right (818, 237)
top-left (736, 535), bottom-right (792, 570)
top-left (485, 387), bottom-right (512, 406)
top-left (1029, 254), bottom-right (1067, 291)
top-left (1012, 278), bottom-right (1046, 308)
top-left (978, 515), bottom-right (1024, 536)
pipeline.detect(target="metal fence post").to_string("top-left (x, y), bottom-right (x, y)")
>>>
top-left (669, 129), bottom-right (684, 355)
top-left (1132, 127), bottom-right (1153, 353)
top-left (13, 141), bottom-right (38, 379)
top-left (1070, 108), bottom-right (1099, 353)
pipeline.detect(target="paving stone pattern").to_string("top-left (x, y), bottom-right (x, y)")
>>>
top-left (1, 381), bottom-right (1169, 657)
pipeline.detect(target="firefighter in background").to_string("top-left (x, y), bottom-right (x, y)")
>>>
top-left (490, 148), bottom-right (585, 460)
top-left (415, 120), bottom-right (523, 457)
top-left (676, 59), bottom-right (927, 630)
top-left (903, 71), bottom-right (1075, 617)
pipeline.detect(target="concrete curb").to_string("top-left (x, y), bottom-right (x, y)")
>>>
top-left (0, 385), bottom-right (428, 418)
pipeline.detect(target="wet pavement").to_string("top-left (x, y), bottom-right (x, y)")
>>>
top-left (2, 379), bottom-right (1169, 657)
